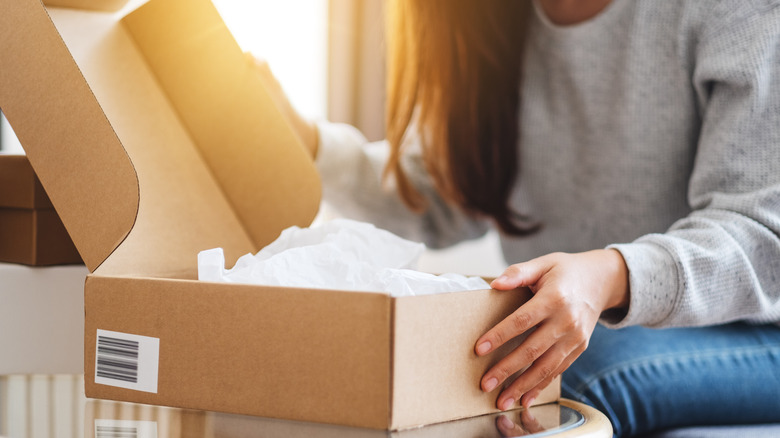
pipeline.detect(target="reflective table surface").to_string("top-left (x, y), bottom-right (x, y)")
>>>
top-left (0, 375), bottom-right (603, 438)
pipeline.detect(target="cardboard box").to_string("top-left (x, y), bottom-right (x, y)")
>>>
top-left (0, 155), bottom-right (82, 265)
top-left (0, 0), bottom-right (559, 430)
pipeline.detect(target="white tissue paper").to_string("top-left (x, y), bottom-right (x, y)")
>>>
top-left (198, 219), bottom-right (490, 297)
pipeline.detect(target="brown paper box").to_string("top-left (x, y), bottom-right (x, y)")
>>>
top-left (0, 155), bottom-right (82, 265)
top-left (0, 0), bottom-right (559, 430)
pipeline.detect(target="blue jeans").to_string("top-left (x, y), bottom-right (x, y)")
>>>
top-left (561, 323), bottom-right (780, 438)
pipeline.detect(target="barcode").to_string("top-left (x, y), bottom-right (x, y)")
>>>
top-left (96, 336), bottom-right (139, 383)
top-left (95, 329), bottom-right (159, 393)
top-left (96, 425), bottom-right (138, 438)
top-left (95, 420), bottom-right (157, 438)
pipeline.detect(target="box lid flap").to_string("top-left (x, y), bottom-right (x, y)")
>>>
top-left (0, 1), bottom-right (139, 272)
top-left (1, 0), bottom-right (320, 276)
top-left (121, 0), bottom-right (321, 258)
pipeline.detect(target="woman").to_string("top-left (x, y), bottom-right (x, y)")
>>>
top-left (256, 0), bottom-right (780, 436)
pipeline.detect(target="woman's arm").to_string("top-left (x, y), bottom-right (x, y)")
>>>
top-left (475, 2), bottom-right (780, 410)
top-left (604, 3), bottom-right (780, 328)
top-left (315, 121), bottom-right (490, 248)
top-left (250, 55), bottom-right (490, 248)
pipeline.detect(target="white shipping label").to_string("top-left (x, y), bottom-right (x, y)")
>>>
top-left (95, 419), bottom-right (158, 438)
top-left (95, 329), bottom-right (159, 393)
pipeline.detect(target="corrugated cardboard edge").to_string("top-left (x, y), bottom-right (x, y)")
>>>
top-left (42, 0), bottom-right (130, 12)
top-left (0, 0), bottom-right (139, 272)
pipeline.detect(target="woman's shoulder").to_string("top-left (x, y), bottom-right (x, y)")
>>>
top-left (627, 0), bottom-right (779, 42)
top-left (678, 0), bottom-right (780, 36)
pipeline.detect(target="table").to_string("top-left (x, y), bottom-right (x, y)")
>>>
top-left (0, 374), bottom-right (611, 438)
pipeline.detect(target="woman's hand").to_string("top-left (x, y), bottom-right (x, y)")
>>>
top-left (475, 249), bottom-right (629, 410)
top-left (246, 54), bottom-right (319, 158)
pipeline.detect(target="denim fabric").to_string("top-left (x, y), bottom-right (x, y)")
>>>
top-left (561, 323), bottom-right (780, 438)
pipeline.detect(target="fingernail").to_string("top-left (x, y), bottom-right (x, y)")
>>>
top-left (476, 341), bottom-right (492, 355)
top-left (498, 415), bottom-right (514, 428)
top-left (492, 275), bottom-right (508, 285)
top-left (525, 396), bottom-right (537, 407)
top-left (501, 398), bottom-right (515, 411)
top-left (484, 377), bottom-right (498, 392)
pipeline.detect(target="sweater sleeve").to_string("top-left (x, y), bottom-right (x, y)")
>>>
top-left (603, 4), bottom-right (780, 328)
top-left (314, 121), bottom-right (490, 249)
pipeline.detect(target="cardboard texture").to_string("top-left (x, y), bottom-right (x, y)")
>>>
top-left (0, 155), bottom-right (53, 209)
top-left (0, 0), bottom-right (559, 430)
top-left (0, 155), bottom-right (82, 265)
top-left (0, 2), bottom-right (139, 272)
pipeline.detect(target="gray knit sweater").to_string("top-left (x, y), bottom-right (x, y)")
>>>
top-left (315, 0), bottom-right (780, 329)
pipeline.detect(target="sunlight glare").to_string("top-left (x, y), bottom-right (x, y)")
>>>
top-left (212, 0), bottom-right (328, 120)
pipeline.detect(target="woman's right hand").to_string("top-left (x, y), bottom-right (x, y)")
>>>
top-left (247, 54), bottom-right (319, 158)
top-left (475, 249), bottom-right (629, 410)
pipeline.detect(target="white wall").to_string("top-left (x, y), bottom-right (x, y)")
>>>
top-left (212, 0), bottom-right (329, 121)
top-left (0, 112), bottom-right (24, 154)
top-left (0, 375), bottom-right (85, 438)
top-left (0, 264), bottom-right (87, 375)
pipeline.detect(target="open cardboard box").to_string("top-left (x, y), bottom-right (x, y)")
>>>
top-left (0, 0), bottom-right (559, 430)
top-left (0, 155), bottom-right (82, 265)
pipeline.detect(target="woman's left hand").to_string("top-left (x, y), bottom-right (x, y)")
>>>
top-left (475, 249), bottom-right (630, 410)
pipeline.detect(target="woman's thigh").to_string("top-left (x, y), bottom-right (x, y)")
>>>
top-left (561, 323), bottom-right (780, 438)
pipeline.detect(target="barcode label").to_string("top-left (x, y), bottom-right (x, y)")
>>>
top-left (95, 420), bottom-right (157, 438)
top-left (97, 336), bottom-right (139, 383)
top-left (95, 329), bottom-right (159, 393)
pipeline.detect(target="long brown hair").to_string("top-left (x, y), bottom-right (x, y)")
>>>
top-left (385, 0), bottom-right (535, 235)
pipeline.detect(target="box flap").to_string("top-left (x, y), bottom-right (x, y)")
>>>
top-left (0, 155), bottom-right (54, 209)
top-left (0, 1), bottom-right (139, 272)
top-left (121, 0), bottom-right (321, 252)
top-left (2, 0), bottom-right (320, 277)
top-left (42, 0), bottom-right (130, 12)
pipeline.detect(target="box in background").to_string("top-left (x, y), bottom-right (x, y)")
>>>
top-left (0, 155), bottom-right (82, 266)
